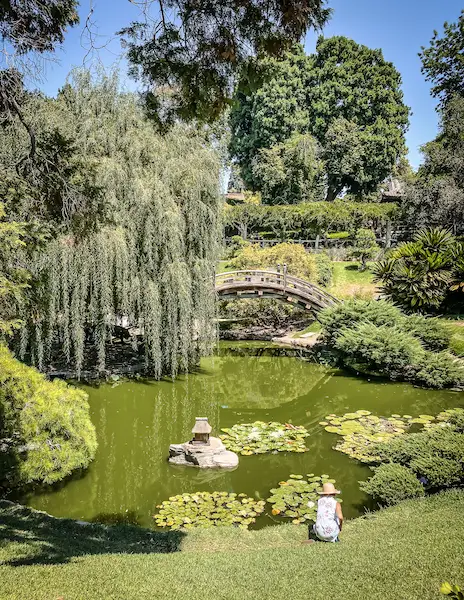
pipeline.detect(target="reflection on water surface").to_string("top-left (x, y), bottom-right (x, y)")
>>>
top-left (18, 346), bottom-right (464, 527)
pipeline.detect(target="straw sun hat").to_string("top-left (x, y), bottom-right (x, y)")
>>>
top-left (318, 482), bottom-right (341, 495)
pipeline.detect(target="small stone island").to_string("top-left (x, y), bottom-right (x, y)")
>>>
top-left (168, 417), bottom-right (239, 469)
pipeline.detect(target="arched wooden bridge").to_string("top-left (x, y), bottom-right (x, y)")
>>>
top-left (215, 270), bottom-right (338, 312)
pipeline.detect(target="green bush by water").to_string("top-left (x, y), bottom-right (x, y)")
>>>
top-left (319, 299), bottom-right (401, 345)
top-left (335, 323), bottom-right (424, 377)
top-left (360, 463), bottom-right (425, 506)
top-left (403, 315), bottom-right (452, 351)
top-left (319, 300), bottom-right (464, 388)
top-left (0, 345), bottom-right (97, 488)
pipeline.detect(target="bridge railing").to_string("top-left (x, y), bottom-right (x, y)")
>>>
top-left (215, 270), bottom-right (338, 307)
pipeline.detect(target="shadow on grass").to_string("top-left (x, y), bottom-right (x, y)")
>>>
top-left (0, 501), bottom-right (185, 567)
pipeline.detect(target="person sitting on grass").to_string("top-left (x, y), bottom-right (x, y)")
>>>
top-left (304, 482), bottom-right (343, 544)
top-left (314, 482), bottom-right (343, 542)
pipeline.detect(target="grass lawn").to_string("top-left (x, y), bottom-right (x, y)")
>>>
top-left (1, 490), bottom-right (463, 600)
top-left (329, 261), bottom-right (377, 299)
top-left (439, 319), bottom-right (464, 357)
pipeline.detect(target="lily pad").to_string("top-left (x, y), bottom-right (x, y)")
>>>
top-left (266, 474), bottom-right (340, 523)
top-left (220, 421), bottom-right (309, 455)
top-left (153, 491), bottom-right (265, 530)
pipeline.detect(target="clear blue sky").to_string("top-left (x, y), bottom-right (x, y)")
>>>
top-left (39, 0), bottom-right (462, 169)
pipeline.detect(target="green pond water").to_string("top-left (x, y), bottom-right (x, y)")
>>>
top-left (20, 344), bottom-right (464, 528)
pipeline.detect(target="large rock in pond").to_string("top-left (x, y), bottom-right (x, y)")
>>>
top-left (168, 436), bottom-right (238, 469)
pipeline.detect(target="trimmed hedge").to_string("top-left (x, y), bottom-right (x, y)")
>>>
top-left (403, 315), bottom-right (452, 352)
top-left (0, 345), bottom-right (97, 488)
top-left (360, 463), bottom-right (425, 506)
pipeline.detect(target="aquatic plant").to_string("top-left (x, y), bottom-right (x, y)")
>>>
top-left (220, 421), bottom-right (309, 455)
top-left (153, 491), bottom-right (265, 530)
top-left (266, 474), bottom-right (340, 524)
top-left (323, 410), bottom-right (420, 462)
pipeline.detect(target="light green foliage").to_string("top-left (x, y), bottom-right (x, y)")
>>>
top-left (267, 474), bottom-right (339, 524)
top-left (224, 201), bottom-right (398, 240)
top-left (360, 463), bottom-right (425, 506)
top-left (420, 10), bottom-right (464, 106)
top-left (403, 315), bottom-right (452, 351)
top-left (229, 242), bottom-right (318, 282)
top-left (251, 133), bottom-right (324, 205)
top-left (441, 582), bottom-right (464, 599)
top-left (349, 228), bottom-right (380, 271)
top-left (413, 351), bottom-right (464, 389)
top-left (314, 253), bottom-right (333, 287)
top-left (0, 345), bottom-right (96, 487)
top-left (373, 228), bottom-right (464, 311)
top-left (323, 411), bottom-right (412, 462)
top-left (334, 323), bottom-right (424, 377)
top-left (220, 421), bottom-right (309, 455)
top-left (153, 492), bottom-right (265, 530)
top-left (230, 39), bottom-right (409, 200)
top-left (0, 202), bottom-right (28, 336)
top-left (319, 299), bottom-right (402, 344)
top-left (2, 71), bottom-right (221, 377)
top-left (222, 235), bottom-right (250, 260)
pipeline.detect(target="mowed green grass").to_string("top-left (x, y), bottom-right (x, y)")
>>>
top-left (440, 320), bottom-right (464, 357)
top-left (1, 491), bottom-right (463, 600)
top-left (329, 261), bottom-right (377, 299)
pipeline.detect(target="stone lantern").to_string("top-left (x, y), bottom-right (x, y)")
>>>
top-left (191, 417), bottom-right (212, 445)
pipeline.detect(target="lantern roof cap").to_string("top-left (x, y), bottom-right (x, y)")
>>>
top-left (192, 417), bottom-right (212, 434)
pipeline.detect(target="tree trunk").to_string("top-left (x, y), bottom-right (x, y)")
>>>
top-left (325, 185), bottom-right (343, 202)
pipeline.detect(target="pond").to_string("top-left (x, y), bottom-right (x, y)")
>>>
top-left (19, 343), bottom-right (464, 528)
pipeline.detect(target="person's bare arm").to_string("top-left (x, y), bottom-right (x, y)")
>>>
top-left (336, 502), bottom-right (344, 531)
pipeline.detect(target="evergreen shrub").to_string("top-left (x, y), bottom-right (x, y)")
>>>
top-left (360, 463), bottom-right (425, 506)
top-left (412, 351), bottom-right (464, 389)
top-left (334, 323), bottom-right (423, 377)
top-left (403, 315), bottom-right (452, 351)
top-left (409, 456), bottom-right (462, 489)
top-left (0, 346), bottom-right (97, 488)
top-left (314, 252), bottom-right (333, 287)
top-left (319, 299), bottom-right (401, 344)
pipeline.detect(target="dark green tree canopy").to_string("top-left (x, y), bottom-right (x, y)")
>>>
top-left (401, 95), bottom-right (464, 231)
top-left (420, 10), bottom-right (464, 107)
top-left (121, 0), bottom-right (331, 126)
top-left (0, 0), bottom-right (78, 54)
top-left (229, 37), bottom-right (410, 201)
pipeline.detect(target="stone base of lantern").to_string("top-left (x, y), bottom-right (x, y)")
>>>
top-left (168, 436), bottom-right (239, 469)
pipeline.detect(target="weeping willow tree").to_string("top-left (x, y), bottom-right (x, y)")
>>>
top-left (1, 71), bottom-right (221, 377)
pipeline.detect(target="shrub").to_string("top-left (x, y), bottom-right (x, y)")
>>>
top-left (349, 228), bottom-right (380, 271)
top-left (314, 252), bottom-right (333, 287)
top-left (229, 242), bottom-right (318, 282)
top-left (319, 299), bottom-right (402, 344)
top-left (223, 235), bottom-right (250, 260)
top-left (0, 345), bottom-right (97, 488)
top-left (334, 323), bottom-right (424, 377)
top-left (360, 463), bottom-right (425, 506)
top-left (368, 428), bottom-right (464, 477)
top-left (403, 315), bottom-right (451, 351)
top-left (372, 228), bottom-right (463, 311)
top-left (409, 456), bottom-right (462, 489)
top-left (412, 351), bottom-right (464, 388)
top-left (218, 298), bottom-right (307, 327)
